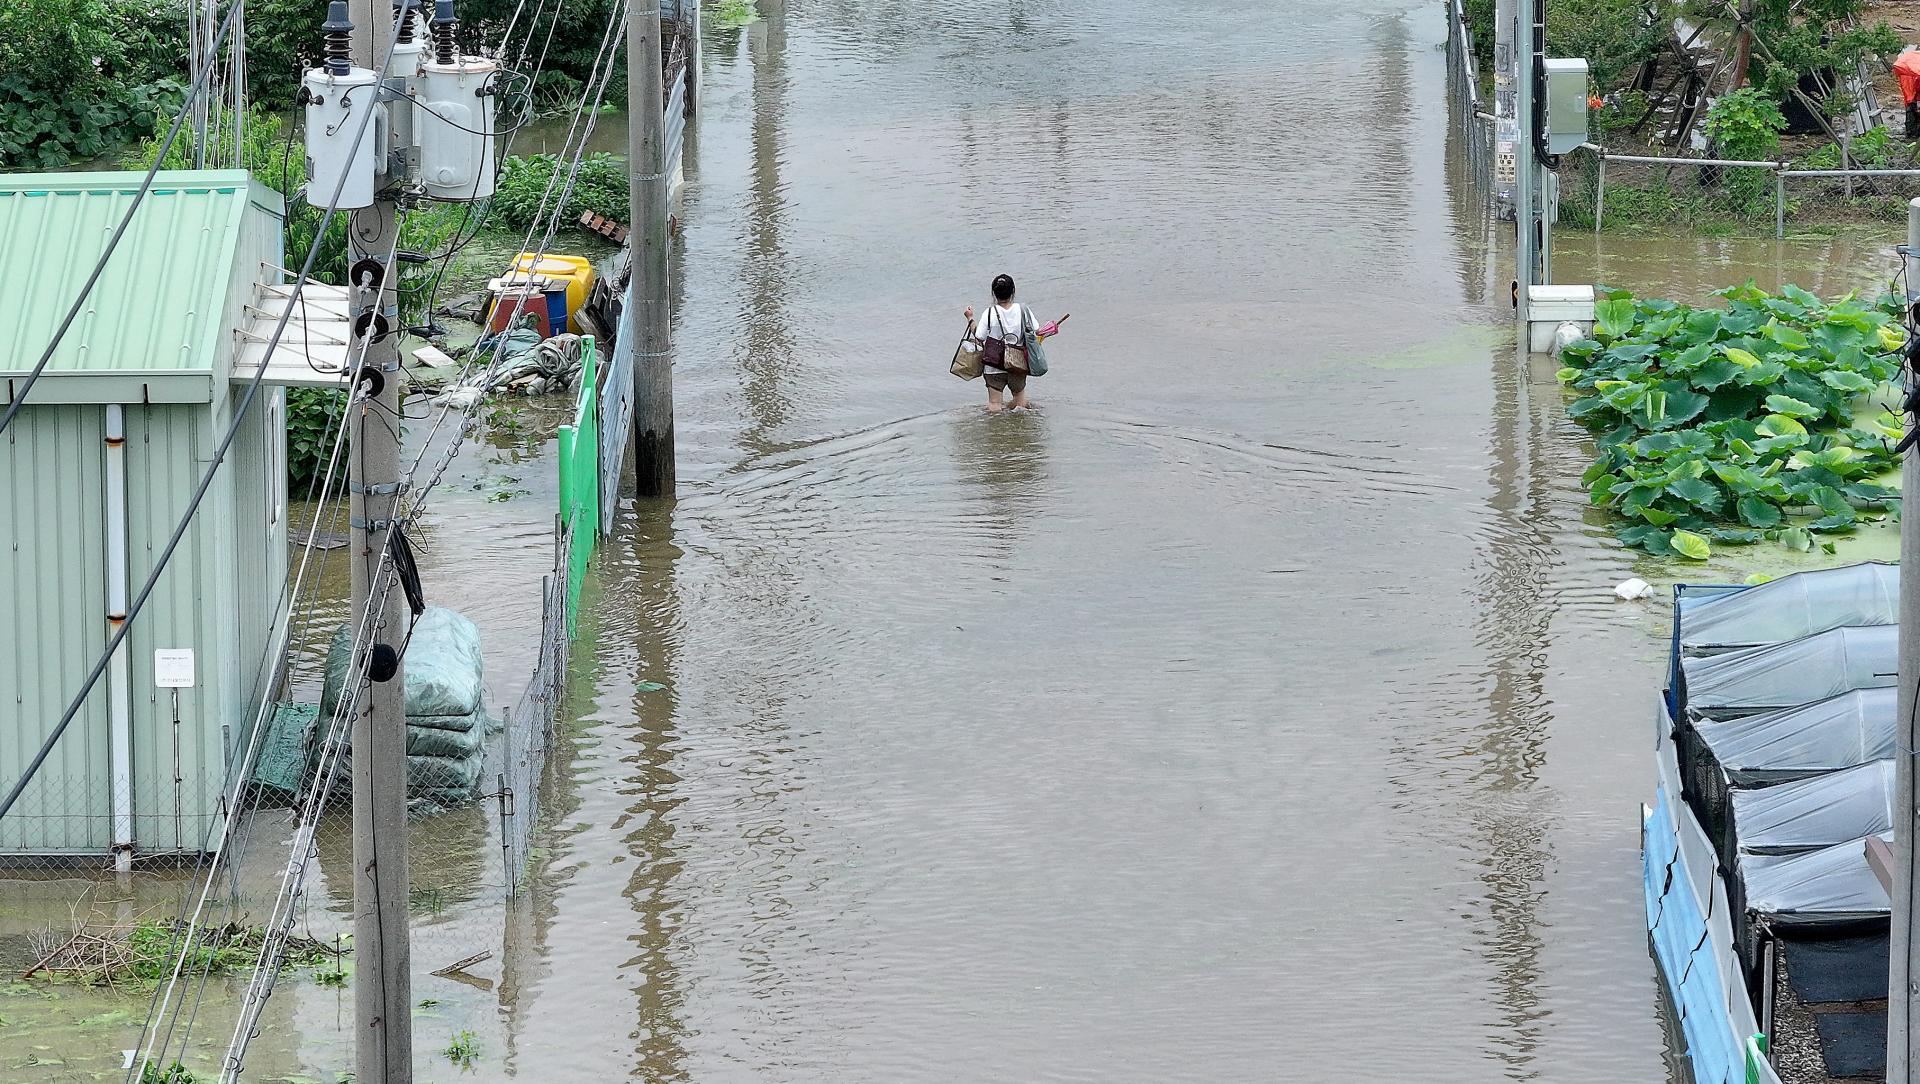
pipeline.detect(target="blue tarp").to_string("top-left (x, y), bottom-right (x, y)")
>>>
top-left (1644, 781), bottom-right (1779, 1084)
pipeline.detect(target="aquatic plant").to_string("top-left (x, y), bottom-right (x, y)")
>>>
top-left (1557, 282), bottom-right (1905, 559)
top-left (713, 0), bottom-right (759, 27)
top-left (27, 918), bottom-right (339, 988)
top-left (444, 1029), bottom-right (482, 1068)
top-left (137, 1060), bottom-right (198, 1084)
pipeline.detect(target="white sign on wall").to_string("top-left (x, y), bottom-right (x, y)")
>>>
top-left (154, 649), bottom-right (196, 689)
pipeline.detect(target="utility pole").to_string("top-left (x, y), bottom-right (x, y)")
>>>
top-left (1493, 0), bottom-right (1517, 219)
top-left (347, 3), bottom-right (413, 1081)
top-left (629, 0), bottom-right (675, 497)
top-left (1889, 195), bottom-right (1920, 1084)
top-left (1512, 0), bottom-right (1551, 330)
top-left (1513, 0), bottom-right (1535, 328)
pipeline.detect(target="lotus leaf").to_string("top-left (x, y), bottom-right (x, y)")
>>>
top-left (1556, 283), bottom-right (1903, 554)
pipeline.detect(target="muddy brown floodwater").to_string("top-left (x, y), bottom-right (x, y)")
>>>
top-left (9, 1), bottom-right (1916, 1081)
top-left (507, 1), bottom-right (1750, 1080)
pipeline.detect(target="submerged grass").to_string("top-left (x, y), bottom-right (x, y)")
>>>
top-left (27, 919), bottom-right (341, 990)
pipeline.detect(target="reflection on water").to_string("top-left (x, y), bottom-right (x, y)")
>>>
top-left (506, 2), bottom-right (1689, 1081)
top-left (1553, 227), bottom-right (1906, 302)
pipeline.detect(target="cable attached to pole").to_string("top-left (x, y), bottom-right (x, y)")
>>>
top-left (0, 2), bottom-right (414, 833)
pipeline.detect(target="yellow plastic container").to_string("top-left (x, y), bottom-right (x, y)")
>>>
top-left (509, 253), bottom-right (597, 332)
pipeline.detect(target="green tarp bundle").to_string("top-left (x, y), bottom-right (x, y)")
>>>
top-left (321, 606), bottom-right (485, 719)
top-left (315, 605), bottom-right (492, 810)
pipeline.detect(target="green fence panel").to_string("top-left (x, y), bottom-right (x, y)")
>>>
top-left (1745, 1034), bottom-right (1769, 1084)
top-left (557, 337), bottom-right (600, 636)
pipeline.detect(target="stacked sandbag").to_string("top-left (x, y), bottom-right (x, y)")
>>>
top-left (318, 606), bottom-right (495, 811)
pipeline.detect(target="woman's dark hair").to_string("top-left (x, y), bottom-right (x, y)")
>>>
top-left (991, 274), bottom-right (1015, 301)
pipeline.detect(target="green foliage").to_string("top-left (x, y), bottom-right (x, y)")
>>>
top-left (137, 1061), bottom-right (198, 1084)
top-left (1548, 0), bottom-right (1671, 93)
top-left (1743, 0), bottom-right (1903, 116)
top-left (0, 0), bottom-right (186, 169)
top-left (443, 1030), bottom-right (482, 1067)
top-left (1704, 88), bottom-right (1787, 161)
top-left (491, 153), bottom-right (629, 232)
top-left (1703, 89), bottom-right (1788, 218)
top-left (233, 0), bottom-right (329, 112)
top-left (1558, 282), bottom-right (1904, 558)
top-left (1797, 125), bottom-right (1901, 170)
top-left (456, 0), bottom-right (630, 109)
top-left (288, 389), bottom-right (348, 493)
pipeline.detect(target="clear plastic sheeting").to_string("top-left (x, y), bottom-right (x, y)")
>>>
top-left (1678, 563), bottom-right (1898, 655)
top-left (1694, 687), bottom-right (1895, 784)
top-left (1741, 833), bottom-right (1892, 922)
top-left (1728, 759), bottom-right (1893, 855)
top-left (1680, 624), bottom-right (1896, 720)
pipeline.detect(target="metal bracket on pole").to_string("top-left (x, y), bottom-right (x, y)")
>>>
top-left (348, 480), bottom-right (408, 496)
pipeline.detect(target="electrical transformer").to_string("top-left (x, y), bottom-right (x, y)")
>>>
top-left (302, 3), bottom-right (379, 210)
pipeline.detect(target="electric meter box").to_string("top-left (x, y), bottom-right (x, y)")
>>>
top-left (303, 66), bottom-right (381, 209)
top-left (418, 57), bottom-right (498, 201)
top-left (1544, 58), bottom-right (1591, 156)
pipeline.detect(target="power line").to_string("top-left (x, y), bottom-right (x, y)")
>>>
top-left (194, 23), bottom-right (637, 1055)
top-left (122, 4), bottom-right (628, 1073)
top-left (128, 243), bottom-right (393, 1079)
top-left (0, 0), bottom-right (249, 440)
top-left (404, 0), bottom-right (631, 493)
top-left (0, 2), bottom-right (413, 833)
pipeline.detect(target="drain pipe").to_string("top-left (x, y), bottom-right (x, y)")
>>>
top-left (105, 405), bottom-right (134, 871)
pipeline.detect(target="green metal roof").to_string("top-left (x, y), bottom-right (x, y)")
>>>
top-left (0, 170), bottom-right (281, 384)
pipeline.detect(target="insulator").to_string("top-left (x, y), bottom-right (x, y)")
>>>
top-left (322, 1), bottom-right (354, 76)
top-left (432, 0), bottom-right (458, 65)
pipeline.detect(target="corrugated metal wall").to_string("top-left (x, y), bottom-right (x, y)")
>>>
top-left (229, 388), bottom-right (288, 755)
top-left (0, 181), bottom-right (289, 857)
top-left (0, 407), bottom-right (110, 852)
top-left (124, 403), bottom-right (233, 852)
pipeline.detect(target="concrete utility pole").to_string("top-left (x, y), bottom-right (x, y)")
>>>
top-left (1513, 0), bottom-right (1535, 326)
top-left (629, 0), bottom-right (676, 497)
top-left (347, 3), bottom-right (413, 1081)
top-left (1890, 196), bottom-right (1920, 1084)
top-left (1513, 0), bottom-right (1551, 329)
top-left (1493, 0), bottom-right (1517, 218)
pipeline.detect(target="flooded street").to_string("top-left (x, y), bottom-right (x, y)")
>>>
top-left (505, 1), bottom-right (1710, 1079)
top-left (10, 1), bottom-right (1917, 1081)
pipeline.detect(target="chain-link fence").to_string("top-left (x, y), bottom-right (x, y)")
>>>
top-left (1444, 0), bottom-right (1497, 203)
top-left (1560, 144), bottom-right (1920, 237)
top-left (0, 366), bottom-right (596, 1081)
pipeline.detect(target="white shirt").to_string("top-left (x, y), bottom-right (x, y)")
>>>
top-left (972, 302), bottom-right (1030, 373)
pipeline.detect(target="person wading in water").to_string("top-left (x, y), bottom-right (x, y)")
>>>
top-left (963, 275), bottom-right (1053, 414)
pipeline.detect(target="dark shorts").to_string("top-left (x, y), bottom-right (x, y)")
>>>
top-left (984, 371), bottom-right (1028, 394)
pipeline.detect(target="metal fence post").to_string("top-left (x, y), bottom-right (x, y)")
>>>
top-left (1595, 153), bottom-right (1606, 233)
top-left (1775, 169), bottom-right (1786, 239)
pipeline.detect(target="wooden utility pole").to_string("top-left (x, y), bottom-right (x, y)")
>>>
top-left (1890, 196), bottom-right (1920, 1084)
top-left (348, 3), bottom-right (414, 1082)
top-left (629, 0), bottom-right (675, 497)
